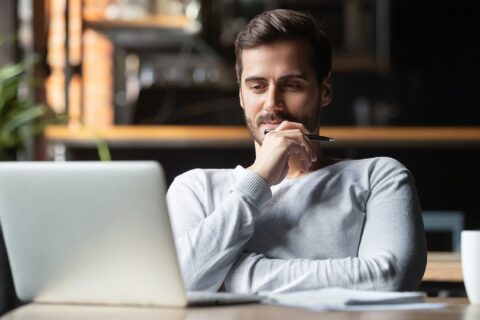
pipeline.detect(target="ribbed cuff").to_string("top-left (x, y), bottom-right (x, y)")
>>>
top-left (233, 166), bottom-right (272, 206)
top-left (223, 253), bottom-right (265, 294)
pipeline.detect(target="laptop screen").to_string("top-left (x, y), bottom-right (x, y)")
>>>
top-left (0, 161), bottom-right (187, 307)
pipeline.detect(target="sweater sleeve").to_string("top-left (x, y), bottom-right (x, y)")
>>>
top-left (224, 161), bottom-right (427, 293)
top-left (166, 168), bottom-right (272, 291)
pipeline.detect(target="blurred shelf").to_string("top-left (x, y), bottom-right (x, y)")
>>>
top-left (84, 15), bottom-right (194, 30)
top-left (82, 15), bottom-right (200, 49)
top-left (423, 252), bottom-right (462, 282)
top-left (45, 125), bottom-right (480, 149)
top-left (46, 125), bottom-right (252, 148)
top-left (326, 126), bottom-right (480, 147)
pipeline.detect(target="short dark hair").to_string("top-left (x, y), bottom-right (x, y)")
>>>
top-left (234, 9), bottom-right (331, 84)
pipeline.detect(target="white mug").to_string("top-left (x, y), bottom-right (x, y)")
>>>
top-left (461, 230), bottom-right (480, 304)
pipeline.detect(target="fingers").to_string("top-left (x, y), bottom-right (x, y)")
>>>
top-left (267, 122), bottom-right (317, 164)
top-left (254, 121), bottom-right (319, 183)
top-left (266, 130), bottom-right (315, 170)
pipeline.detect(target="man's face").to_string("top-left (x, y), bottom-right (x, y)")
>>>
top-left (239, 39), bottom-right (330, 145)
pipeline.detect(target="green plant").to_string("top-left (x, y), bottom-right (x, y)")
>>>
top-left (1, 34), bottom-right (111, 162)
top-left (0, 55), bottom-right (47, 160)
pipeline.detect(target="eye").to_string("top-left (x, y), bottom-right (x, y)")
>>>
top-left (248, 82), bottom-right (267, 92)
top-left (284, 81), bottom-right (302, 91)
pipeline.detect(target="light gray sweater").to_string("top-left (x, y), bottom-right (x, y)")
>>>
top-left (166, 157), bottom-right (427, 294)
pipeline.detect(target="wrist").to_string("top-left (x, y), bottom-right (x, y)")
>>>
top-left (234, 167), bottom-right (272, 205)
top-left (247, 165), bottom-right (271, 186)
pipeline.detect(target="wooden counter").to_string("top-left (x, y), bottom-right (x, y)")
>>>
top-left (2, 298), bottom-right (476, 320)
top-left (45, 125), bottom-right (480, 149)
top-left (424, 252), bottom-right (463, 282)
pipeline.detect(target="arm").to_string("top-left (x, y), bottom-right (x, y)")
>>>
top-left (166, 168), bottom-right (271, 291)
top-left (167, 121), bottom-right (315, 291)
top-left (224, 165), bottom-right (427, 293)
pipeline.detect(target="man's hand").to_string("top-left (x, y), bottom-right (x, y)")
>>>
top-left (248, 121), bottom-right (317, 186)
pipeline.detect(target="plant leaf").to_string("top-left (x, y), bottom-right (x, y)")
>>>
top-left (0, 106), bottom-right (45, 146)
top-left (0, 62), bottom-right (27, 82)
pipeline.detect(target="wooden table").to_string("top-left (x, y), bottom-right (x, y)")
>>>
top-left (1, 298), bottom-right (477, 320)
top-left (424, 252), bottom-right (463, 282)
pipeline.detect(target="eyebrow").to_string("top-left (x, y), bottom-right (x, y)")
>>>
top-left (244, 73), bottom-right (309, 83)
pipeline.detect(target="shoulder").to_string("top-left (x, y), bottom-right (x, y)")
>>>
top-left (336, 157), bottom-right (414, 189)
top-left (168, 168), bottom-right (238, 194)
top-left (341, 156), bottom-right (409, 176)
top-left (172, 167), bottom-right (238, 183)
top-left (341, 156), bottom-right (405, 169)
top-left (358, 157), bottom-right (416, 195)
top-left (367, 156), bottom-right (412, 182)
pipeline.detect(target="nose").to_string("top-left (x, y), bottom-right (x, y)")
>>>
top-left (263, 85), bottom-right (284, 112)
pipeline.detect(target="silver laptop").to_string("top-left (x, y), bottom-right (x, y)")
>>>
top-left (0, 161), bottom-right (261, 307)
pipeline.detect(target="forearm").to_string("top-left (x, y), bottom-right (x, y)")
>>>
top-left (174, 195), bottom-right (255, 291)
top-left (167, 168), bottom-right (272, 291)
top-left (225, 165), bottom-right (427, 294)
top-left (224, 251), bottom-right (407, 294)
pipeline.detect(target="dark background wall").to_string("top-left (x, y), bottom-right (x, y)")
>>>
top-left (323, 1), bottom-right (480, 126)
top-left (389, 1), bottom-right (480, 126)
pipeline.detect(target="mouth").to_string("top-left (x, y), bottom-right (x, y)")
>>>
top-left (256, 113), bottom-right (285, 133)
top-left (260, 122), bottom-right (281, 132)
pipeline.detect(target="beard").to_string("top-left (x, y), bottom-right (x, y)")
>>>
top-left (244, 109), bottom-right (320, 145)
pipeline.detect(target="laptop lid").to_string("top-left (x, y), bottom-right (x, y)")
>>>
top-left (0, 161), bottom-right (188, 307)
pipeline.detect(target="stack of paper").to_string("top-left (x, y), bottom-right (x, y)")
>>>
top-left (262, 288), bottom-right (445, 311)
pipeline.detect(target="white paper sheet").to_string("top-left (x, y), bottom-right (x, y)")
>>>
top-left (262, 288), bottom-right (447, 312)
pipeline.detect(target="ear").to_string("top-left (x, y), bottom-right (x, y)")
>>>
top-left (319, 72), bottom-right (333, 108)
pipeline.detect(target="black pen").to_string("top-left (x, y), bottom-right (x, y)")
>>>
top-left (264, 129), bottom-right (335, 142)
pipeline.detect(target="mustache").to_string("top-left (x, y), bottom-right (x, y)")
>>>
top-left (255, 111), bottom-right (299, 126)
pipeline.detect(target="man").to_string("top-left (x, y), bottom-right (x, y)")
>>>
top-left (166, 9), bottom-right (426, 293)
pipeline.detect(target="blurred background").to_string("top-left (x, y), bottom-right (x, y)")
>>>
top-left (0, 0), bottom-right (479, 309)
top-left (2, 0), bottom-right (480, 246)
